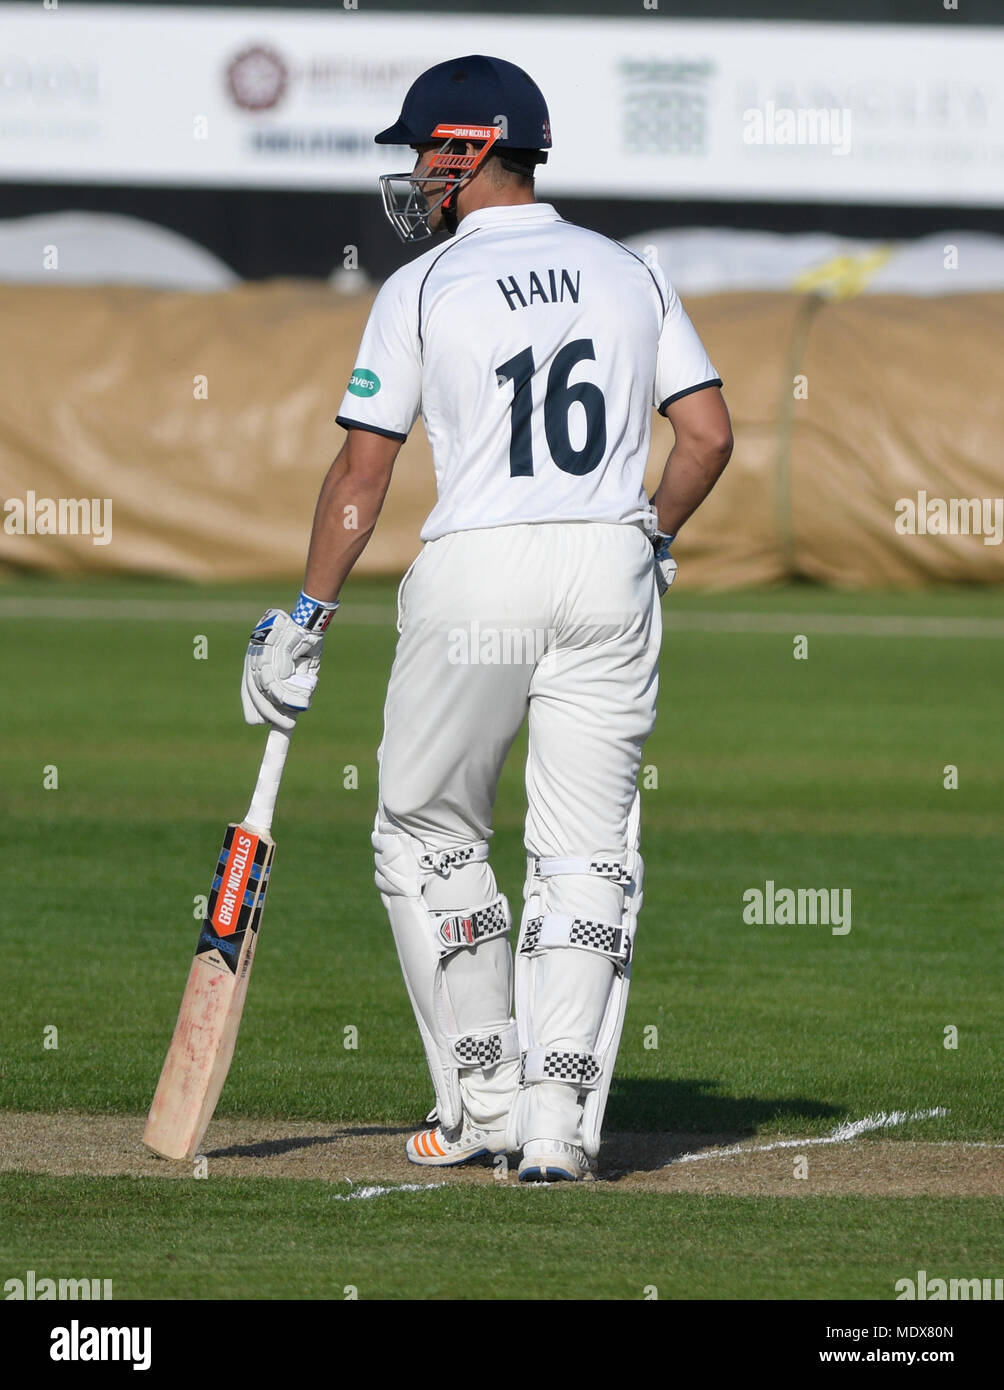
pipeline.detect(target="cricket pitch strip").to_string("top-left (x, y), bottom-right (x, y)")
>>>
top-left (1, 1112), bottom-right (1001, 1196)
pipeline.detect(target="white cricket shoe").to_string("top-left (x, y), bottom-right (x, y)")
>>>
top-left (518, 1139), bottom-right (596, 1183)
top-left (406, 1119), bottom-right (506, 1167)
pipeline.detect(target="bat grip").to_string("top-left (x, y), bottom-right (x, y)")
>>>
top-left (243, 727), bottom-right (292, 835)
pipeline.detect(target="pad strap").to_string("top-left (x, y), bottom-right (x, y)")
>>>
top-left (520, 1048), bottom-right (602, 1089)
top-left (452, 1023), bottom-right (520, 1069)
top-left (420, 842), bottom-right (490, 875)
top-left (433, 896), bottom-right (510, 953)
top-left (532, 854), bottom-right (633, 885)
top-left (521, 913), bottom-right (632, 969)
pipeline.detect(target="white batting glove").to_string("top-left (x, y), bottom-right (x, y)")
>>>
top-left (241, 594), bottom-right (338, 730)
top-left (652, 531), bottom-right (678, 596)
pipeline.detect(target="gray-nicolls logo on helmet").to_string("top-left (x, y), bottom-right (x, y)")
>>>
top-left (375, 55), bottom-right (552, 243)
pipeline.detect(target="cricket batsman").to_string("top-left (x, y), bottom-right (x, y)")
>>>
top-left (242, 55), bottom-right (732, 1181)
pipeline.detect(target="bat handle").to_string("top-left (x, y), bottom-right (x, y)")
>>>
top-left (243, 727), bottom-right (292, 835)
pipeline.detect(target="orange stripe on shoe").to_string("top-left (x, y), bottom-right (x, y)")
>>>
top-left (428, 1131), bottom-right (445, 1156)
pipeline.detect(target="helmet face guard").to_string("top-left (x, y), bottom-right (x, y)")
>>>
top-left (379, 123), bottom-right (502, 243)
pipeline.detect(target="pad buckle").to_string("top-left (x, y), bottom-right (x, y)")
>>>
top-left (453, 1024), bottom-right (519, 1069)
top-left (521, 914), bottom-right (632, 969)
top-left (435, 897), bottom-right (510, 951)
top-left (420, 843), bottom-right (489, 875)
top-left (520, 1048), bottom-right (602, 1089)
top-left (532, 854), bottom-right (633, 886)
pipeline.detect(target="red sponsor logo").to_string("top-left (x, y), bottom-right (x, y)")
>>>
top-left (432, 123), bottom-right (501, 143)
top-left (212, 831), bottom-right (258, 935)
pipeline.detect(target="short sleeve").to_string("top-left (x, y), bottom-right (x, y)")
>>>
top-left (335, 271), bottom-right (422, 441)
top-left (651, 264), bottom-right (721, 414)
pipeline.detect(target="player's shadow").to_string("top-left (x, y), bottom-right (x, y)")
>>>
top-left (206, 1125), bottom-right (411, 1159)
top-left (599, 1078), bottom-right (846, 1178)
top-left (204, 1082), bottom-right (844, 1171)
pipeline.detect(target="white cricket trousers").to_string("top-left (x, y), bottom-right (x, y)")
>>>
top-left (376, 520), bottom-right (662, 1143)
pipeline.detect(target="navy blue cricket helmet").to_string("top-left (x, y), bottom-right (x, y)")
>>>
top-left (376, 55), bottom-right (552, 242)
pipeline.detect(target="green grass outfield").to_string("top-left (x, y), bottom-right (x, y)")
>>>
top-left (2, 1178), bottom-right (999, 1301)
top-left (2, 575), bottom-right (1002, 1299)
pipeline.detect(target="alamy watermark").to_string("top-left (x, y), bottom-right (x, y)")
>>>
top-left (4, 1269), bottom-right (113, 1300)
top-left (896, 1270), bottom-right (1002, 1301)
top-left (743, 880), bottom-right (851, 935)
top-left (895, 491), bottom-right (1003, 546)
top-left (447, 621), bottom-right (557, 666)
top-left (2, 491), bottom-right (113, 546)
top-left (742, 102), bottom-right (852, 157)
top-left (50, 1321), bottom-right (151, 1370)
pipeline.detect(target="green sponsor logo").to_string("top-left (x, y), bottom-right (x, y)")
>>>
top-left (348, 368), bottom-right (381, 397)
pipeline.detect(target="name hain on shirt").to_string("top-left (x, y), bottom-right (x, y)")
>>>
top-left (496, 269), bottom-right (581, 312)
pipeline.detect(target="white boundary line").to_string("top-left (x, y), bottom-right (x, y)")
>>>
top-left (666, 613), bottom-right (1004, 638)
top-left (0, 598), bottom-right (397, 624)
top-left (665, 1106), bottom-right (949, 1166)
top-left (2, 597), bottom-right (1003, 637)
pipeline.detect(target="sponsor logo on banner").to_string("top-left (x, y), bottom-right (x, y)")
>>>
top-left (1, 7), bottom-right (1001, 201)
top-left (618, 57), bottom-right (715, 156)
top-left (222, 44), bottom-right (422, 165)
top-left (224, 45), bottom-right (420, 111)
top-left (226, 46), bottom-right (289, 111)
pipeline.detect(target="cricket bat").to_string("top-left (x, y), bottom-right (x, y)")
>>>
top-left (144, 727), bottom-right (292, 1160)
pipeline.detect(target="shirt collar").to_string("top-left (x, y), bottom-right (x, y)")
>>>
top-left (455, 203), bottom-right (561, 237)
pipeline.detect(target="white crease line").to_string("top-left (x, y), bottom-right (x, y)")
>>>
top-left (1, 599), bottom-right (1003, 637)
top-left (665, 1106), bottom-right (949, 1166)
top-left (330, 1181), bottom-right (445, 1201)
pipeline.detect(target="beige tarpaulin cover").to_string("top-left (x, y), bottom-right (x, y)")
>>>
top-left (1, 282), bottom-right (1001, 586)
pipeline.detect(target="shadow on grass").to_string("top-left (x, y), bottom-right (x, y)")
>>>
top-left (600, 1077), bottom-right (845, 1175)
top-left (206, 1125), bottom-right (412, 1159)
top-left (204, 1083), bottom-right (845, 1174)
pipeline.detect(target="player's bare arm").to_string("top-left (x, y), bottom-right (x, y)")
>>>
top-left (240, 427), bottom-right (401, 730)
top-left (302, 425), bottom-right (403, 603)
top-left (651, 385), bottom-right (734, 537)
top-left (647, 385), bottom-right (733, 594)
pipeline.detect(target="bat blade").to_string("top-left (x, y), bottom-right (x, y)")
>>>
top-left (144, 822), bottom-right (275, 1160)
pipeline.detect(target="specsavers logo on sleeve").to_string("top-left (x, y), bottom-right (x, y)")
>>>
top-left (348, 368), bottom-right (381, 397)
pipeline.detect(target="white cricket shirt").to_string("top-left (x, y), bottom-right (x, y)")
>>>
top-left (335, 203), bottom-right (721, 541)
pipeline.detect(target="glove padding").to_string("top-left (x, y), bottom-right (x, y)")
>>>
top-left (652, 533), bottom-right (678, 597)
top-left (241, 609), bottom-right (325, 731)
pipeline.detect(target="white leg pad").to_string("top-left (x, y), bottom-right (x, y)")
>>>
top-left (372, 815), bottom-right (520, 1134)
top-left (508, 793), bottom-right (644, 1159)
